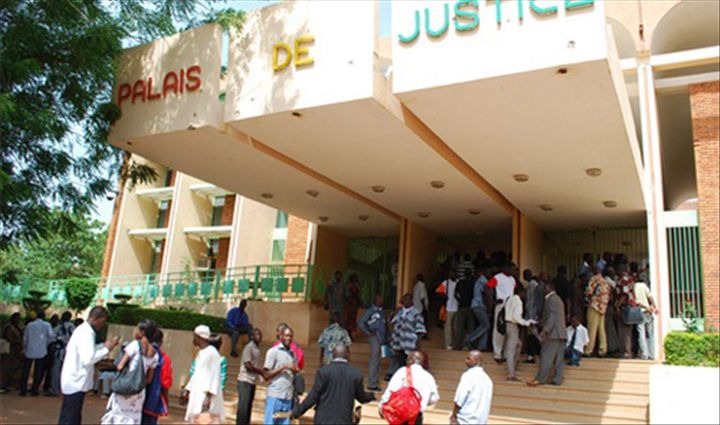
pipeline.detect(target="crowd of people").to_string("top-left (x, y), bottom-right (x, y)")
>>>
top-left (430, 250), bottom-right (657, 386)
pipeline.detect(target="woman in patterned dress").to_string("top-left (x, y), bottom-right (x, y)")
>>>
top-left (101, 320), bottom-right (159, 425)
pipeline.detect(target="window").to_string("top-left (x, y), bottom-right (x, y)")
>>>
top-left (149, 240), bottom-right (163, 274)
top-left (156, 200), bottom-right (169, 228)
top-left (211, 196), bottom-right (226, 226)
top-left (275, 211), bottom-right (288, 229)
top-left (271, 239), bottom-right (286, 263)
top-left (163, 169), bottom-right (174, 187)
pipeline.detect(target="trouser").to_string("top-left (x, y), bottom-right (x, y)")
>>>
top-left (140, 414), bottom-right (158, 425)
top-left (526, 331), bottom-right (541, 356)
top-left (444, 310), bottom-right (456, 348)
top-left (20, 357), bottom-right (45, 394)
top-left (0, 352), bottom-right (21, 389)
top-left (566, 347), bottom-right (582, 366)
top-left (401, 412), bottom-right (423, 425)
top-left (236, 381), bottom-right (256, 425)
top-left (58, 391), bottom-right (85, 425)
top-left (535, 340), bottom-right (565, 385)
top-left (585, 308), bottom-right (607, 356)
top-left (493, 302), bottom-right (506, 359)
top-left (345, 308), bottom-right (358, 333)
top-left (367, 335), bottom-right (381, 388)
top-left (454, 308), bottom-right (474, 349)
top-left (386, 350), bottom-right (407, 379)
top-left (43, 345), bottom-right (57, 393)
top-left (504, 323), bottom-right (522, 378)
top-left (617, 321), bottom-right (633, 357)
top-left (228, 324), bottom-right (252, 354)
top-left (264, 396), bottom-right (292, 425)
top-left (637, 312), bottom-right (655, 360)
top-left (466, 306), bottom-right (490, 350)
top-left (586, 308), bottom-right (607, 355)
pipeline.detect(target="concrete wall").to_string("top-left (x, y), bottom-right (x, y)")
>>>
top-left (519, 214), bottom-right (544, 275)
top-left (313, 226), bottom-right (348, 296)
top-left (231, 198), bottom-right (277, 267)
top-left (690, 82), bottom-right (720, 329)
top-left (649, 364), bottom-right (720, 424)
top-left (399, 220), bottom-right (438, 302)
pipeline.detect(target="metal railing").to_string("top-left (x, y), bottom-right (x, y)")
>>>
top-left (1, 263), bottom-right (322, 308)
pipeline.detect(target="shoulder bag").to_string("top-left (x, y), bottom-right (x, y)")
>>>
top-left (622, 306), bottom-right (644, 325)
top-left (111, 341), bottom-right (146, 395)
top-left (382, 366), bottom-right (422, 425)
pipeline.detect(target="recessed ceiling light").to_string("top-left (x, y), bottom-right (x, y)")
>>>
top-left (539, 204), bottom-right (554, 212)
top-left (318, 216), bottom-right (329, 223)
top-left (306, 190), bottom-right (319, 198)
top-left (291, 111), bottom-right (303, 119)
top-left (603, 200), bottom-right (617, 208)
top-left (371, 186), bottom-right (386, 193)
top-left (417, 211), bottom-right (431, 218)
top-left (430, 181), bottom-right (445, 189)
top-left (586, 168), bottom-right (602, 177)
top-left (358, 215), bottom-right (369, 221)
top-left (467, 209), bottom-right (481, 216)
top-left (261, 193), bottom-right (273, 199)
top-left (557, 68), bottom-right (568, 75)
top-left (513, 174), bottom-right (529, 183)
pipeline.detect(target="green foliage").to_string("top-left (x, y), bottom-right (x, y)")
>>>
top-left (682, 301), bottom-right (703, 334)
top-left (0, 210), bottom-right (106, 284)
top-left (110, 307), bottom-right (226, 334)
top-left (664, 332), bottom-right (720, 368)
top-left (0, 0), bottom-right (210, 247)
top-left (65, 278), bottom-right (99, 314)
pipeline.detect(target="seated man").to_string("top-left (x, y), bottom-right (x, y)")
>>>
top-left (225, 299), bottom-right (252, 357)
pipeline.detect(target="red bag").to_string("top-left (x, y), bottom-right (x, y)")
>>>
top-left (382, 366), bottom-right (422, 425)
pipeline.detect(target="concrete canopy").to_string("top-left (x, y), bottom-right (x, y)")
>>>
top-left (392, 0), bottom-right (646, 231)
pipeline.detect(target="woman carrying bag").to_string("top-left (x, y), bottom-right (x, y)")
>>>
top-left (101, 320), bottom-right (159, 425)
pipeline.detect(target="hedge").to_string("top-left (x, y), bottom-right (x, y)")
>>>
top-left (109, 307), bottom-right (227, 335)
top-left (664, 332), bottom-right (720, 368)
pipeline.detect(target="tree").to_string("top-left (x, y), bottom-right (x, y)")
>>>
top-left (0, 0), bottom-right (218, 248)
top-left (65, 277), bottom-right (99, 315)
top-left (0, 210), bottom-right (107, 283)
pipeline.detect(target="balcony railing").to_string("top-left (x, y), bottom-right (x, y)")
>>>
top-left (1, 263), bottom-right (329, 309)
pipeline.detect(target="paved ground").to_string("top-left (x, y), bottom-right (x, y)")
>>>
top-left (0, 392), bottom-right (189, 424)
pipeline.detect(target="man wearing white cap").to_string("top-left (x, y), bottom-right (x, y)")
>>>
top-left (181, 325), bottom-right (224, 423)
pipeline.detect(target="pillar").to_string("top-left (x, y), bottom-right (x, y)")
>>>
top-left (398, 219), bottom-right (438, 305)
top-left (689, 81), bottom-right (720, 330)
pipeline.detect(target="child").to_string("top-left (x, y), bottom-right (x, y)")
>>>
top-left (566, 316), bottom-right (589, 366)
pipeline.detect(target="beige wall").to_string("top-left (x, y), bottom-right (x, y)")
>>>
top-left (399, 219), bottom-right (438, 303)
top-left (162, 174), bottom-right (211, 275)
top-left (519, 214), bottom-right (544, 275)
top-left (312, 226), bottom-right (348, 300)
top-left (108, 160), bottom-right (168, 279)
top-left (231, 198), bottom-right (277, 267)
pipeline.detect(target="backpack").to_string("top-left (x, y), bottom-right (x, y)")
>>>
top-left (382, 366), bottom-right (422, 425)
top-left (496, 306), bottom-right (507, 336)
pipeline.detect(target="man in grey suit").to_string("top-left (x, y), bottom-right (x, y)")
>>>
top-left (527, 280), bottom-right (567, 387)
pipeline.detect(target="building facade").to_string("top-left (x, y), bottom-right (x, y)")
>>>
top-left (104, 0), bottom-right (718, 355)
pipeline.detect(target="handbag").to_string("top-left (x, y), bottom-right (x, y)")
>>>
top-left (381, 366), bottom-right (422, 425)
top-left (622, 306), bottom-right (644, 325)
top-left (111, 341), bottom-right (145, 395)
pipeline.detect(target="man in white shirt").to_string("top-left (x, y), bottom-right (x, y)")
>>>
top-left (380, 351), bottom-right (439, 425)
top-left (19, 311), bottom-right (55, 396)
top-left (486, 264), bottom-right (517, 361)
top-left (58, 306), bottom-right (119, 425)
top-left (565, 316), bottom-right (589, 366)
top-left (504, 286), bottom-right (536, 380)
top-left (183, 325), bottom-right (225, 423)
top-left (450, 351), bottom-right (493, 425)
top-left (634, 280), bottom-right (656, 360)
top-left (440, 271), bottom-right (460, 350)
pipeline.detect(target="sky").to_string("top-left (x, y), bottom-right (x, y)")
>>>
top-left (93, 0), bottom-right (392, 224)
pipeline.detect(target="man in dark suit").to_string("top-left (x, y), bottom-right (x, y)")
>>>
top-left (292, 345), bottom-right (375, 424)
top-left (527, 280), bottom-right (567, 387)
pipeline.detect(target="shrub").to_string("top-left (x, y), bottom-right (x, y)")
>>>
top-left (65, 278), bottom-right (99, 314)
top-left (664, 332), bottom-right (720, 368)
top-left (109, 307), bottom-right (226, 334)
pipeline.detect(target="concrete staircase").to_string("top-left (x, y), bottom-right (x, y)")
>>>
top-left (172, 339), bottom-right (651, 424)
